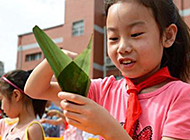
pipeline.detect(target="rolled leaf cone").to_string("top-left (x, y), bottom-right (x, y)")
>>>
top-left (74, 35), bottom-right (92, 75)
top-left (33, 25), bottom-right (92, 96)
top-left (33, 26), bottom-right (72, 78)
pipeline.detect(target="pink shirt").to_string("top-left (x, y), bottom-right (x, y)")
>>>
top-left (63, 125), bottom-right (83, 140)
top-left (0, 118), bottom-right (45, 140)
top-left (0, 118), bottom-right (18, 139)
top-left (88, 76), bottom-right (190, 140)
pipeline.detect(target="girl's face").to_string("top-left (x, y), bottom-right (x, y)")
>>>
top-left (0, 93), bottom-right (11, 116)
top-left (0, 92), bottom-right (19, 118)
top-left (107, 1), bottom-right (165, 81)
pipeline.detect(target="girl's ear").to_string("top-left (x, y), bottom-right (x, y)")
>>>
top-left (162, 23), bottom-right (178, 48)
top-left (12, 89), bottom-right (22, 102)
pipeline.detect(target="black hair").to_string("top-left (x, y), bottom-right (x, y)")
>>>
top-left (0, 69), bottom-right (47, 118)
top-left (104, 0), bottom-right (190, 82)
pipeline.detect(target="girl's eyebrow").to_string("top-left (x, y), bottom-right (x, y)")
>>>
top-left (106, 27), bottom-right (117, 32)
top-left (107, 21), bottom-right (145, 32)
top-left (128, 21), bottom-right (145, 28)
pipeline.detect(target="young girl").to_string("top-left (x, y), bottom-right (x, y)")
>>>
top-left (25, 0), bottom-right (190, 139)
top-left (0, 70), bottom-right (47, 140)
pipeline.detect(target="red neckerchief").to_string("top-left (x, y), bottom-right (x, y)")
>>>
top-left (124, 67), bottom-right (178, 136)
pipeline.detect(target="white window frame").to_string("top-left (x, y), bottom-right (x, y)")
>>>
top-left (72, 20), bottom-right (84, 36)
top-left (26, 52), bottom-right (42, 62)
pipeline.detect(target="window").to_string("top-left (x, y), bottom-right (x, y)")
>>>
top-left (72, 20), bottom-right (84, 36)
top-left (26, 52), bottom-right (42, 62)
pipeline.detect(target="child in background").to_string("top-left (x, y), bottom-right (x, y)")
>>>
top-left (40, 109), bottom-right (65, 129)
top-left (25, 0), bottom-right (190, 139)
top-left (41, 109), bottom-right (84, 140)
top-left (0, 70), bottom-right (47, 140)
top-left (40, 101), bottom-right (62, 137)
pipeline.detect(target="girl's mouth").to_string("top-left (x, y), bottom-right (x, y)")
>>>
top-left (119, 59), bottom-right (135, 68)
top-left (120, 59), bottom-right (135, 65)
top-left (121, 60), bottom-right (133, 65)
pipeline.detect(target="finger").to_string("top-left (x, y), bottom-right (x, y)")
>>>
top-left (40, 119), bottom-right (46, 123)
top-left (58, 92), bottom-right (88, 105)
top-left (46, 112), bottom-right (51, 116)
top-left (47, 111), bottom-right (55, 116)
top-left (60, 99), bottom-right (84, 113)
top-left (64, 110), bottom-right (84, 124)
top-left (65, 117), bottom-right (81, 127)
top-left (61, 49), bottom-right (78, 59)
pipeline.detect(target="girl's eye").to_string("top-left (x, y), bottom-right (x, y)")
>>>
top-left (109, 37), bottom-right (118, 41)
top-left (131, 32), bottom-right (143, 37)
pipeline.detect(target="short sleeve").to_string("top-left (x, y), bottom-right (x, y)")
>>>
top-left (88, 76), bottom-right (116, 105)
top-left (88, 78), bottom-right (103, 104)
top-left (163, 85), bottom-right (190, 139)
top-left (0, 118), bottom-right (6, 135)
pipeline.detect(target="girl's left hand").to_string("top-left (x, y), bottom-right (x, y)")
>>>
top-left (58, 92), bottom-right (127, 139)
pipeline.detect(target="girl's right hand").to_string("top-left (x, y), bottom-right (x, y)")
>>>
top-left (58, 92), bottom-right (132, 140)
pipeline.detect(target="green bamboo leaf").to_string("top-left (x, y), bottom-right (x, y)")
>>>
top-left (57, 62), bottom-right (91, 96)
top-left (74, 34), bottom-right (93, 76)
top-left (33, 26), bottom-right (72, 78)
top-left (33, 25), bottom-right (92, 96)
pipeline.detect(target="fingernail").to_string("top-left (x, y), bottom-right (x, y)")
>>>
top-left (58, 92), bottom-right (62, 97)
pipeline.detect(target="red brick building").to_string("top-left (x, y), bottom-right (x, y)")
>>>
top-left (16, 0), bottom-right (190, 79)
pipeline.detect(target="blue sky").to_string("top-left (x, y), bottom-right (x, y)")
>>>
top-left (0, 0), bottom-right (65, 72)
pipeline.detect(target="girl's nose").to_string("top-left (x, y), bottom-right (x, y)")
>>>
top-left (117, 41), bottom-right (132, 54)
